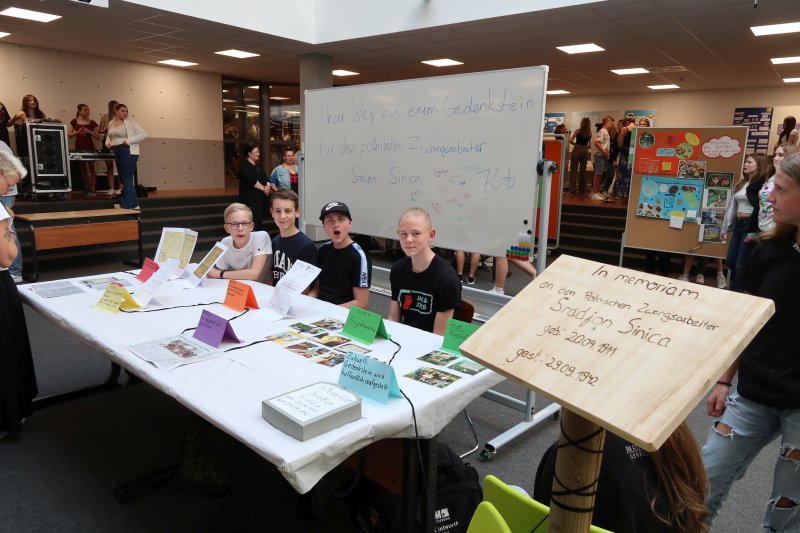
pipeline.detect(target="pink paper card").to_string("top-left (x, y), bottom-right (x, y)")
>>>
top-left (136, 258), bottom-right (160, 283)
top-left (192, 309), bottom-right (244, 348)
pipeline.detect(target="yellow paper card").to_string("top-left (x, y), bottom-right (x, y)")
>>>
top-left (120, 288), bottom-right (142, 311)
top-left (95, 284), bottom-right (125, 314)
top-left (661, 161), bottom-right (672, 171)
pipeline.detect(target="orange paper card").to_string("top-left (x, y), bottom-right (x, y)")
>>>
top-left (136, 258), bottom-right (160, 282)
top-left (223, 279), bottom-right (260, 311)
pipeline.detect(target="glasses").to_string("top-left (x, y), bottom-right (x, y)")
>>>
top-left (225, 222), bottom-right (253, 230)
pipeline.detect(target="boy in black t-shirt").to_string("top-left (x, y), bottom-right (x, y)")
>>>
top-left (310, 201), bottom-right (371, 308)
top-left (268, 189), bottom-right (318, 290)
top-left (388, 208), bottom-right (461, 335)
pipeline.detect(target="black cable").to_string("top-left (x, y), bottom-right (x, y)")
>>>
top-left (121, 301), bottom-right (222, 313)
top-left (388, 337), bottom-right (402, 365)
top-left (529, 512), bottom-right (549, 533)
top-left (223, 339), bottom-right (269, 352)
top-left (399, 387), bottom-right (435, 514)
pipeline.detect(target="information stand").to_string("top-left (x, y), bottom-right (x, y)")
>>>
top-left (461, 254), bottom-right (774, 529)
top-left (622, 126), bottom-right (749, 261)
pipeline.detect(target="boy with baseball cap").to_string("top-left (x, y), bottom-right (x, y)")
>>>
top-left (310, 201), bottom-right (371, 308)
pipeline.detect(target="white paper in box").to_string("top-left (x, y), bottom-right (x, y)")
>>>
top-left (262, 382), bottom-right (361, 441)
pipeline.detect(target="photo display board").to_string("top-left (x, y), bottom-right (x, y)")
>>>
top-left (624, 126), bottom-right (749, 258)
top-left (459, 255), bottom-right (774, 450)
top-left (303, 67), bottom-right (548, 257)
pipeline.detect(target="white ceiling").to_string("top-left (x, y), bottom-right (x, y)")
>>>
top-left (1, 0), bottom-right (799, 96)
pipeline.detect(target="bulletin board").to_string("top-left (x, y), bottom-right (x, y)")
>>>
top-left (624, 126), bottom-right (749, 258)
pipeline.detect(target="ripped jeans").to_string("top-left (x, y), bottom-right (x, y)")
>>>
top-left (702, 391), bottom-right (800, 532)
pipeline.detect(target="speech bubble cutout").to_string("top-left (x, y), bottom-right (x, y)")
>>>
top-left (702, 136), bottom-right (742, 158)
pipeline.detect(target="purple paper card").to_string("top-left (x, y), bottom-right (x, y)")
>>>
top-left (193, 310), bottom-right (242, 348)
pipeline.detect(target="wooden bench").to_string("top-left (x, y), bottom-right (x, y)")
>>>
top-left (15, 208), bottom-right (143, 281)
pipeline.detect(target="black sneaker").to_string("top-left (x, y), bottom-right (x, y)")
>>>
top-left (467, 276), bottom-right (476, 285)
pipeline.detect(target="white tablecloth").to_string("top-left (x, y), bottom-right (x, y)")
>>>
top-left (21, 273), bottom-right (503, 493)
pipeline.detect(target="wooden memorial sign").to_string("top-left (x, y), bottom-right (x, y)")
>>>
top-left (460, 254), bottom-right (774, 530)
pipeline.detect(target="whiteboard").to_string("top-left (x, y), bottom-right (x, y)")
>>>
top-left (303, 66), bottom-right (548, 257)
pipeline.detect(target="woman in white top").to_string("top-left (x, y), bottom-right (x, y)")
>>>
top-left (105, 103), bottom-right (147, 209)
top-left (721, 153), bottom-right (772, 291)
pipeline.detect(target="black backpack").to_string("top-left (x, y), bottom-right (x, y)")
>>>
top-left (435, 443), bottom-right (483, 533)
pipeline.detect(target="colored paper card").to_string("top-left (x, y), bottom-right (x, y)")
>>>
top-left (338, 352), bottom-right (401, 404)
top-left (136, 257), bottom-right (160, 282)
top-left (224, 279), bottom-right (259, 311)
top-left (187, 241), bottom-right (228, 287)
top-left (441, 319), bottom-right (480, 355)
top-left (341, 306), bottom-right (391, 345)
top-left (134, 258), bottom-right (178, 307)
top-left (192, 309), bottom-right (244, 348)
top-left (95, 284), bottom-right (140, 313)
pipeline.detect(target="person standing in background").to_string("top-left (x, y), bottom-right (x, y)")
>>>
top-left (590, 116), bottom-right (613, 201)
top-left (270, 148), bottom-right (300, 193)
top-left (97, 100), bottom-right (119, 195)
top-left (0, 141), bottom-right (24, 283)
top-left (237, 143), bottom-right (274, 231)
top-left (0, 100), bottom-right (10, 146)
top-left (759, 144), bottom-right (800, 234)
top-left (106, 103), bottom-right (147, 210)
top-left (568, 117), bottom-right (592, 195)
top-left (68, 104), bottom-right (101, 196)
top-left (773, 116), bottom-right (799, 151)
top-left (0, 151), bottom-right (37, 439)
top-left (9, 94), bottom-right (45, 160)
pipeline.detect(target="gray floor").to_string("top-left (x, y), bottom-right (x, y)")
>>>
top-left (1, 254), bottom-right (777, 532)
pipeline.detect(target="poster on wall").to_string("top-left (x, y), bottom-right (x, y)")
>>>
top-left (624, 109), bottom-right (656, 127)
top-left (571, 110), bottom-right (623, 132)
top-left (636, 176), bottom-right (704, 220)
top-left (732, 107), bottom-right (772, 154)
top-left (544, 112), bottom-right (565, 133)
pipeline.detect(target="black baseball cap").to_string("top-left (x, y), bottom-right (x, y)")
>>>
top-left (319, 201), bottom-right (352, 221)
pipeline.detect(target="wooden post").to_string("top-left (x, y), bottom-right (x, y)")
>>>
top-left (549, 409), bottom-right (606, 532)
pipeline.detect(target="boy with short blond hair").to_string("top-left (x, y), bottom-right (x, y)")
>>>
top-left (209, 203), bottom-right (272, 281)
top-left (388, 207), bottom-right (461, 335)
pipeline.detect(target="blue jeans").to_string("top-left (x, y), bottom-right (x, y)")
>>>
top-left (726, 217), bottom-right (754, 292)
top-left (112, 145), bottom-right (139, 209)
top-left (702, 391), bottom-right (800, 531)
top-left (0, 195), bottom-right (22, 277)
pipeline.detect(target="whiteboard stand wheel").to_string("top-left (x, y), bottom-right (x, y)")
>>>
top-left (479, 445), bottom-right (496, 462)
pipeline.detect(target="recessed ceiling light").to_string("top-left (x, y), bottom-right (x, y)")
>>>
top-left (648, 84), bottom-right (680, 90)
top-left (247, 85), bottom-right (259, 89)
top-left (222, 98), bottom-right (236, 103)
top-left (771, 56), bottom-right (800, 65)
top-left (546, 90), bottom-right (571, 95)
top-left (611, 67), bottom-right (649, 75)
top-left (751, 21), bottom-right (800, 36)
top-left (421, 59), bottom-right (463, 67)
top-left (215, 49), bottom-right (259, 59)
top-left (784, 77), bottom-right (800, 83)
top-left (332, 69), bottom-right (360, 76)
top-left (158, 59), bottom-right (198, 67)
top-left (0, 7), bottom-right (61, 23)
top-left (270, 96), bottom-right (290, 101)
top-left (247, 104), bottom-right (259, 109)
top-left (556, 43), bottom-right (604, 54)
top-left (0, 32), bottom-right (9, 38)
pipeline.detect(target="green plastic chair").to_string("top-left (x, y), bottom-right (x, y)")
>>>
top-left (483, 474), bottom-right (613, 533)
top-left (466, 501), bottom-right (513, 533)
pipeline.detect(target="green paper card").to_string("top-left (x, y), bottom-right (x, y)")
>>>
top-left (441, 318), bottom-right (480, 355)
top-left (341, 306), bottom-right (391, 345)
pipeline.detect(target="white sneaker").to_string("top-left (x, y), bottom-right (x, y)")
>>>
top-left (717, 273), bottom-right (727, 289)
top-left (678, 274), bottom-right (689, 282)
top-left (114, 204), bottom-right (121, 208)
top-left (590, 193), bottom-right (605, 200)
top-left (12, 275), bottom-right (22, 283)
top-left (491, 287), bottom-right (505, 295)
top-left (695, 274), bottom-right (705, 284)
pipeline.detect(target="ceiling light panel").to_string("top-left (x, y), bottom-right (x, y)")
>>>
top-left (0, 7), bottom-right (61, 23)
top-left (332, 69), bottom-right (359, 76)
top-left (784, 77), bottom-right (800, 83)
top-left (421, 59), bottom-right (463, 67)
top-left (546, 90), bottom-right (570, 95)
top-left (158, 59), bottom-right (198, 67)
top-left (215, 49), bottom-right (260, 59)
top-left (751, 22), bottom-right (800, 36)
top-left (648, 84), bottom-right (680, 90)
top-left (556, 43), bottom-right (604, 54)
top-left (611, 68), bottom-right (649, 75)
top-left (771, 56), bottom-right (800, 65)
